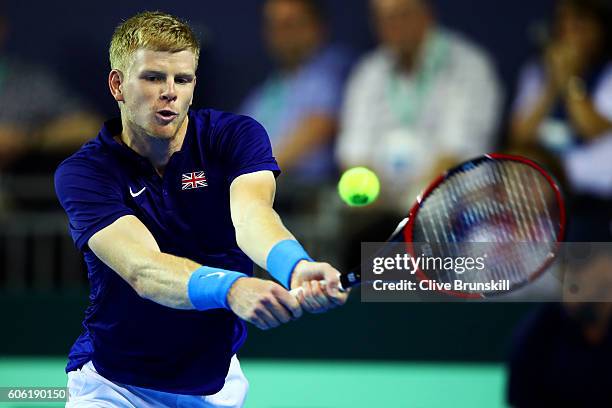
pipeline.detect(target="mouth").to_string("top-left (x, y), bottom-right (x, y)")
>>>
top-left (155, 109), bottom-right (179, 124)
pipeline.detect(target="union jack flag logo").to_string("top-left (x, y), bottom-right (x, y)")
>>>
top-left (181, 171), bottom-right (208, 190)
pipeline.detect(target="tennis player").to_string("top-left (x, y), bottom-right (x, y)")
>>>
top-left (55, 11), bottom-right (347, 407)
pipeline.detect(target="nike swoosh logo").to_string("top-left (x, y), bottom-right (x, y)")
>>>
top-left (204, 272), bottom-right (226, 279)
top-left (129, 186), bottom-right (146, 198)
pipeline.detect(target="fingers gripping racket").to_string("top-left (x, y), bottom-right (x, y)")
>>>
top-left (291, 154), bottom-right (566, 298)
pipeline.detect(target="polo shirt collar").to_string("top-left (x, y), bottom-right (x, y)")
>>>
top-left (98, 112), bottom-right (195, 175)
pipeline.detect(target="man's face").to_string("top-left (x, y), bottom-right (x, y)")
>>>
top-left (371, 0), bottom-right (432, 57)
top-left (118, 49), bottom-right (196, 140)
top-left (263, 0), bottom-right (324, 68)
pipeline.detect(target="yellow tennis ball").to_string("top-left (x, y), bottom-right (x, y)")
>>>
top-left (338, 167), bottom-right (380, 207)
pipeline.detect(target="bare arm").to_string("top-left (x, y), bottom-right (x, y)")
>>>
top-left (512, 44), bottom-right (612, 145)
top-left (88, 214), bottom-right (302, 329)
top-left (510, 82), bottom-right (558, 146)
top-left (511, 47), bottom-right (564, 146)
top-left (88, 215), bottom-right (200, 309)
top-left (273, 114), bottom-right (337, 171)
top-left (0, 125), bottom-right (30, 168)
top-left (88, 171), bottom-right (347, 320)
top-left (37, 112), bottom-right (102, 152)
top-left (565, 78), bottom-right (612, 140)
top-left (511, 79), bottom-right (612, 144)
top-left (230, 170), bottom-right (348, 311)
top-left (0, 112), bottom-right (101, 168)
top-left (230, 170), bottom-right (294, 267)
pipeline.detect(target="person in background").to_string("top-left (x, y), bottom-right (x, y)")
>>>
top-left (0, 12), bottom-right (100, 171)
top-left (508, 244), bottom-right (612, 406)
top-left (240, 0), bottom-right (353, 185)
top-left (337, 0), bottom-right (502, 213)
top-left (508, 4), bottom-right (612, 405)
top-left (0, 11), bottom-right (101, 211)
top-left (510, 0), bottom-right (612, 241)
top-left (335, 0), bottom-right (502, 269)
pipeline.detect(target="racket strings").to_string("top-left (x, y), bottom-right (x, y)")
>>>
top-left (500, 163), bottom-right (543, 283)
top-left (503, 162), bottom-right (557, 278)
top-left (412, 160), bottom-right (561, 293)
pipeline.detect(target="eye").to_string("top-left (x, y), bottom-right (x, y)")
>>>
top-left (175, 77), bottom-right (193, 85)
top-left (144, 75), bottom-right (162, 82)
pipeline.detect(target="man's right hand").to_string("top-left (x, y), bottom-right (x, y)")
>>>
top-left (227, 277), bottom-right (303, 330)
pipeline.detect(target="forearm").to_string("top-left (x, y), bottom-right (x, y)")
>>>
top-left (565, 79), bottom-right (612, 140)
top-left (230, 171), bottom-right (313, 288)
top-left (88, 215), bottom-right (247, 311)
top-left (233, 199), bottom-right (295, 269)
top-left (127, 248), bottom-right (201, 309)
top-left (274, 114), bottom-right (336, 170)
top-left (107, 246), bottom-right (248, 312)
top-left (510, 84), bottom-right (557, 145)
top-left (229, 172), bottom-right (348, 312)
top-left (0, 125), bottom-right (31, 168)
top-left (36, 112), bottom-right (102, 152)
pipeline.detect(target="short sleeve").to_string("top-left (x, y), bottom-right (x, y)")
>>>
top-left (592, 64), bottom-right (612, 120)
top-left (297, 47), bottom-right (353, 117)
top-left (512, 61), bottom-right (545, 116)
top-left (298, 72), bottom-right (344, 117)
top-left (54, 158), bottom-right (135, 251)
top-left (213, 114), bottom-right (281, 183)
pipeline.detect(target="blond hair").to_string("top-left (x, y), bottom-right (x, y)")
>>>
top-left (109, 11), bottom-right (200, 73)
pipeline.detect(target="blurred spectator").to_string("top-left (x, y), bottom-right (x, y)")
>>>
top-left (510, 0), bottom-right (612, 204)
top-left (240, 0), bottom-right (353, 184)
top-left (0, 13), bottom-right (100, 174)
top-left (337, 0), bottom-right (502, 212)
top-left (508, 302), bottom-right (612, 407)
top-left (508, 244), bottom-right (612, 408)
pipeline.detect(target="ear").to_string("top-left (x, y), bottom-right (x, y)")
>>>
top-left (189, 76), bottom-right (197, 106)
top-left (108, 69), bottom-right (125, 102)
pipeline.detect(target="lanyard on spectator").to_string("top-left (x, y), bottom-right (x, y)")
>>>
top-left (386, 29), bottom-right (449, 127)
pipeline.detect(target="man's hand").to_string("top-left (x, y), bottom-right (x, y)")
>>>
top-left (0, 125), bottom-right (31, 168)
top-left (545, 43), bottom-right (586, 95)
top-left (290, 261), bottom-right (349, 313)
top-left (227, 277), bottom-right (302, 330)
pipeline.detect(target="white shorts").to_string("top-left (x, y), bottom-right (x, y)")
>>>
top-left (66, 356), bottom-right (248, 408)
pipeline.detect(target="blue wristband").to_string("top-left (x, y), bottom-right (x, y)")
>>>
top-left (266, 240), bottom-right (313, 288)
top-left (188, 266), bottom-right (247, 311)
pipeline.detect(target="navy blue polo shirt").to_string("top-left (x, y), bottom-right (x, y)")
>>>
top-left (54, 109), bottom-right (280, 395)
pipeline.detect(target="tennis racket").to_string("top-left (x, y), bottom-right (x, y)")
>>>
top-left (291, 153), bottom-right (566, 298)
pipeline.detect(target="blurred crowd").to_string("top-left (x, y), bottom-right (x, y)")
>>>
top-left (0, 10), bottom-right (101, 211)
top-left (1, 0), bottom-right (611, 405)
top-left (1, 0), bottom-right (610, 237)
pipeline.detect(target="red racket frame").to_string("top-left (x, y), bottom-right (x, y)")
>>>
top-left (403, 153), bottom-right (567, 298)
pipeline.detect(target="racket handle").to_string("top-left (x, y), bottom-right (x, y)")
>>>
top-left (287, 217), bottom-right (402, 296)
top-left (289, 287), bottom-right (302, 296)
top-left (288, 284), bottom-right (312, 297)
top-left (289, 281), bottom-right (340, 297)
top-left (289, 277), bottom-right (351, 297)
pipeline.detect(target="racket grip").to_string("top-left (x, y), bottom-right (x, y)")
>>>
top-left (289, 280), bottom-right (346, 297)
top-left (289, 286), bottom-right (303, 297)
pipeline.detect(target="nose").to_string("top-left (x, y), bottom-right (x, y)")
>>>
top-left (160, 79), bottom-right (177, 102)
